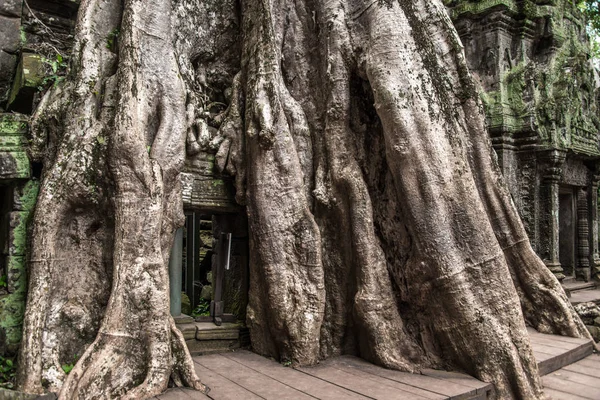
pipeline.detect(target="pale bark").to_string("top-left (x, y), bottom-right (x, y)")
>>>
top-left (17, 0), bottom-right (591, 399)
top-left (18, 0), bottom-right (206, 398)
top-left (215, 0), bottom-right (591, 399)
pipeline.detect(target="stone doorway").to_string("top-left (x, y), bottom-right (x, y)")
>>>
top-left (559, 188), bottom-right (577, 278)
top-left (170, 211), bottom-right (249, 326)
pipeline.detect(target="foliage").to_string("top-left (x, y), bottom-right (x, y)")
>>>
top-left (578, 0), bottom-right (600, 61)
top-left (0, 356), bottom-right (16, 389)
top-left (106, 29), bottom-right (120, 51)
top-left (61, 354), bottom-right (78, 375)
top-left (39, 53), bottom-right (67, 89)
top-left (0, 275), bottom-right (6, 289)
top-left (191, 298), bottom-right (211, 317)
top-left (579, 0), bottom-right (600, 33)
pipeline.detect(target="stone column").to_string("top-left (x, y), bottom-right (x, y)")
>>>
top-left (577, 188), bottom-right (591, 281)
top-left (590, 168), bottom-right (600, 281)
top-left (539, 150), bottom-right (566, 280)
top-left (169, 228), bottom-right (184, 317)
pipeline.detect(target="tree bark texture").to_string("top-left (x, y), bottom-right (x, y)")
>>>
top-left (18, 0), bottom-right (207, 398)
top-left (17, 0), bottom-right (591, 399)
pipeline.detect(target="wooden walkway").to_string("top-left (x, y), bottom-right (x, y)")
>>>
top-left (158, 330), bottom-right (598, 400)
top-left (543, 354), bottom-right (600, 399)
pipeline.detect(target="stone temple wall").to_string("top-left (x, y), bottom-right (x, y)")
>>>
top-left (448, 0), bottom-right (600, 281)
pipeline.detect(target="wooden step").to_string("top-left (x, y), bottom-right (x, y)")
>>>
top-left (542, 354), bottom-right (600, 399)
top-left (528, 328), bottom-right (594, 375)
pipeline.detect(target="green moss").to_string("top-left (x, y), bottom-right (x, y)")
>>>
top-left (0, 116), bottom-right (28, 136)
top-left (16, 181), bottom-right (40, 212)
top-left (0, 293), bottom-right (26, 352)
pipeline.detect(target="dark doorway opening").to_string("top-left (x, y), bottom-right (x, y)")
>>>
top-left (181, 211), bottom-right (249, 326)
top-left (559, 188), bottom-right (576, 278)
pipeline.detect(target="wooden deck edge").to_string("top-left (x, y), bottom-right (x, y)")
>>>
top-left (537, 340), bottom-right (594, 376)
top-left (447, 383), bottom-right (494, 400)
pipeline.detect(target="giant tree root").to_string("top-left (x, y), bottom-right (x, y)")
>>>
top-left (18, 0), bottom-right (207, 397)
top-left (213, 0), bottom-right (590, 399)
top-left (17, 0), bottom-right (590, 399)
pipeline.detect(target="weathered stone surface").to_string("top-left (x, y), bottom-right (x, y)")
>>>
top-left (0, 151), bottom-right (29, 180)
top-left (176, 323), bottom-right (196, 341)
top-left (181, 171), bottom-right (238, 213)
top-left (7, 53), bottom-right (45, 113)
top-left (586, 325), bottom-right (600, 342)
top-left (574, 302), bottom-right (600, 325)
top-left (0, 16), bottom-right (21, 53)
top-left (200, 285), bottom-right (212, 301)
top-left (0, 51), bottom-right (16, 108)
top-left (181, 292), bottom-right (192, 315)
top-left (448, 0), bottom-right (600, 281)
top-left (0, 0), bottom-right (22, 18)
top-left (0, 388), bottom-right (41, 400)
top-left (0, 51), bottom-right (17, 83)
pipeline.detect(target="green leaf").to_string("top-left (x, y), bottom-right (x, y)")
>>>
top-left (61, 364), bottom-right (74, 374)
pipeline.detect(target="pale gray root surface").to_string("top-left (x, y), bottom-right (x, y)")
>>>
top-left (213, 0), bottom-right (590, 399)
top-left (16, 0), bottom-right (591, 399)
top-left (18, 0), bottom-right (207, 398)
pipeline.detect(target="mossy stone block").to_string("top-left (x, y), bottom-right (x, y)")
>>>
top-left (8, 53), bottom-right (45, 113)
top-left (0, 114), bottom-right (28, 135)
top-left (13, 180), bottom-right (39, 211)
top-left (0, 151), bottom-right (30, 180)
top-left (0, 292), bottom-right (25, 352)
top-left (5, 211), bottom-right (28, 256)
top-left (6, 256), bottom-right (26, 294)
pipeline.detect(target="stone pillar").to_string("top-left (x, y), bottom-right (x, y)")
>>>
top-left (577, 188), bottom-right (591, 281)
top-left (539, 150), bottom-right (566, 280)
top-left (589, 171), bottom-right (600, 281)
top-left (169, 228), bottom-right (183, 317)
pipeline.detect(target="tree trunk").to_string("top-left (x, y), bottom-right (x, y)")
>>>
top-left (17, 0), bottom-right (590, 399)
top-left (17, 0), bottom-right (206, 397)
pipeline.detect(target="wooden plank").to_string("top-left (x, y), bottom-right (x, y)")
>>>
top-left (336, 355), bottom-right (482, 399)
top-left (157, 388), bottom-right (209, 400)
top-left (528, 329), bottom-right (592, 346)
top-left (178, 388), bottom-right (212, 399)
top-left (325, 358), bottom-right (446, 399)
top-left (194, 360), bottom-right (264, 399)
top-left (543, 375), bottom-right (600, 399)
top-left (544, 388), bottom-right (590, 400)
top-left (222, 350), bottom-right (369, 400)
top-left (545, 369), bottom-right (600, 389)
top-left (571, 356), bottom-right (600, 369)
top-left (531, 343), bottom-right (571, 356)
top-left (296, 363), bottom-right (429, 399)
top-left (536, 342), bottom-right (593, 376)
top-left (563, 363), bottom-right (600, 379)
top-left (529, 335), bottom-right (582, 351)
top-left (533, 351), bottom-right (553, 362)
top-left (196, 354), bottom-right (314, 399)
top-left (420, 369), bottom-right (493, 397)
